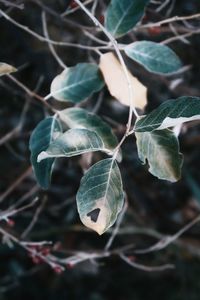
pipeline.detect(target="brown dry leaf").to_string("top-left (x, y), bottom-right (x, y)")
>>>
top-left (99, 52), bottom-right (147, 109)
top-left (0, 63), bottom-right (17, 76)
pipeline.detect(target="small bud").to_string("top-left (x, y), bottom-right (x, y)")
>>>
top-left (128, 256), bottom-right (135, 262)
top-left (53, 265), bottom-right (63, 274)
top-left (41, 247), bottom-right (51, 256)
top-left (66, 262), bottom-right (74, 269)
top-left (99, 15), bottom-right (104, 25)
top-left (142, 14), bottom-right (148, 22)
top-left (148, 26), bottom-right (161, 36)
top-left (7, 219), bottom-right (15, 227)
top-left (53, 242), bottom-right (62, 251)
top-left (69, 0), bottom-right (78, 9)
top-left (32, 255), bottom-right (42, 265)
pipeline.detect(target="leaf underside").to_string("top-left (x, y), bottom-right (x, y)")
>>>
top-left (37, 128), bottom-right (108, 161)
top-left (135, 129), bottom-right (183, 182)
top-left (58, 107), bottom-right (118, 150)
top-left (135, 96), bottom-right (200, 132)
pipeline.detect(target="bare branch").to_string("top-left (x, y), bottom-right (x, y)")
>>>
top-left (138, 13), bottom-right (200, 29)
top-left (135, 215), bottom-right (200, 254)
top-left (41, 11), bottom-right (67, 69)
top-left (0, 0), bottom-right (24, 9)
top-left (0, 8), bottom-right (113, 52)
top-left (120, 253), bottom-right (175, 272)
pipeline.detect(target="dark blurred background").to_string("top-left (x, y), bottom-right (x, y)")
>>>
top-left (1, 0), bottom-right (200, 299)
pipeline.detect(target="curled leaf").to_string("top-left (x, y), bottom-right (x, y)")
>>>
top-left (58, 107), bottom-right (118, 150)
top-left (37, 128), bottom-right (110, 161)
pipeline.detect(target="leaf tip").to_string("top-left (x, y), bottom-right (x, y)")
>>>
top-left (37, 151), bottom-right (49, 162)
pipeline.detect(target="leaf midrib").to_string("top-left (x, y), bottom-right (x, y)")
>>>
top-left (112, 1), bottom-right (136, 36)
top-left (51, 75), bottom-right (99, 99)
top-left (127, 47), bottom-right (175, 69)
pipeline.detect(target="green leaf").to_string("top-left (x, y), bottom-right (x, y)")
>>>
top-left (29, 117), bottom-right (62, 189)
top-left (48, 63), bottom-right (104, 102)
top-left (135, 129), bottom-right (183, 182)
top-left (135, 97), bottom-right (200, 132)
top-left (58, 108), bottom-right (118, 150)
top-left (105, 0), bottom-right (150, 38)
top-left (37, 128), bottom-right (111, 161)
top-left (0, 62), bottom-right (17, 76)
top-left (124, 41), bottom-right (182, 74)
top-left (76, 158), bottom-right (124, 235)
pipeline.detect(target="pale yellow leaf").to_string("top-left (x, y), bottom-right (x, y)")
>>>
top-left (0, 63), bottom-right (17, 76)
top-left (99, 52), bottom-right (147, 109)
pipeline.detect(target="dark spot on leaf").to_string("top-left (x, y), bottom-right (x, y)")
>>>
top-left (87, 208), bottom-right (100, 223)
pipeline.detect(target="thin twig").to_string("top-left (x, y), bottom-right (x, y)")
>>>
top-left (0, 0), bottom-right (24, 9)
top-left (0, 9), bottom-right (114, 52)
top-left (105, 199), bottom-right (128, 251)
top-left (61, 0), bottom-right (94, 17)
top-left (135, 214), bottom-right (200, 254)
top-left (120, 253), bottom-right (174, 272)
top-left (6, 74), bottom-right (56, 112)
top-left (10, 185), bottom-right (39, 209)
top-left (75, 0), bottom-right (138, 117)
top-left (0, 166), bottom-right (32, 203)
top-left (21, 197), bottom-right (47, 239)
top-left (32, 0), bottom-right (90, 30)
top-left (91, 90), bottom-right (104, 113)
top-left (0, 227), bottom-right (62, 271)
top-left (0, 100), bottom-right (30, 146)
top-left (169, 23), bottom-right (190, 44)
top-left (138, 13), bottom-right (200, 29)
top-left (91, 0), bottom-right (98, 15)
top-left (74, 0), bottom-right (139, 161)
top-left (84, 30), bottom-right (108, 45)
top-left (162, 28), bottom-right (200, 44)
top-left (42, 11), bottom-right (67, 69)
top-left (156, 0), bottom-right (171, 12)
top-left (0, 197), bottom-right (38, 222)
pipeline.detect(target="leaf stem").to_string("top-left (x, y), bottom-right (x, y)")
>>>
top-left (74, 0), bottom-right (139, 160)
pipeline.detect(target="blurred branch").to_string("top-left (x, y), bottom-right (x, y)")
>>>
top-left (6, 74), bottom-right (56, 113)
top-left (0, 100), bottom-right (29, 146)
top-left (0, 166), bottom-right (32, 203)
top-left (104, 197), bottom-right (128, 251)
top-left (120, 253), bottom-right (174, 272)
top-left (21, 197), bottom-right (47, 239)
top-left (138, 13), bottom-right (200, 29)
top-left (0, 197), bottom-right (38, 222)
top-left (162, 28), bottom-right (200, 44)
top-left (0, 9), bottom-right (113, 51)
top-left (31, 0), bottom-right (91, 30)
top-left (61, 0), bottom-right (94, 17)
top-left (41, 11), bottom-right (67, 69)
top-left (135, 214), bottom-right (200, 254)
top-left (0, 0), bottom-right (24, 9)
